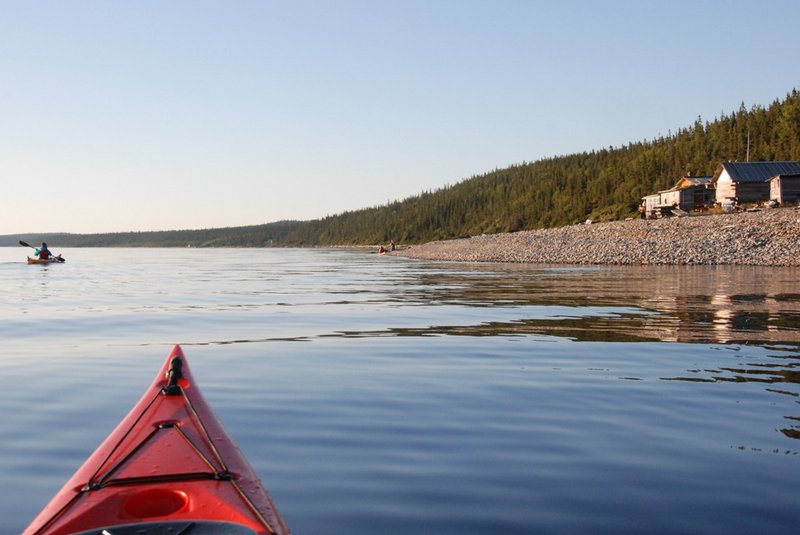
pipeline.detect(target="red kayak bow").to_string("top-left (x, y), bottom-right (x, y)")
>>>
top-left (24, 345), bottom-right (290, 535)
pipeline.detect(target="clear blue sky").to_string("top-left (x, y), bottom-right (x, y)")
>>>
top-left (2, 0), bottom-right (798, 235)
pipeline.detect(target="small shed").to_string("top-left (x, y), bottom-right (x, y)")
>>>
top-left (769, 173), bottom-right (800, 204)
top-left (712, 161), bottom-right (800, 205)
top-left (642, 192), bottom-right (664, 214)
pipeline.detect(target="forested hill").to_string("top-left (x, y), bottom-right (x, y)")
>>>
top-left (4, 89), bottom-right (799, 248)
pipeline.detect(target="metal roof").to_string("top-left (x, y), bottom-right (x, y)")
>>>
top-left (684, 176), bottom-right (712, 185)
top-left (714, 161), bottom-right (800, 183)
top-left (675, 176), bottom-right (712, 188)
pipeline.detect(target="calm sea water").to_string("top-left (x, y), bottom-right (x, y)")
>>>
top-left (1, 247), bottom-right (798, 534)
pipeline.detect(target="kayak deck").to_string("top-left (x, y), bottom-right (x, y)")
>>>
top-left (24, 345), bottom-right (289, 535)
top-left (68, 520), bottom-right (260, 534)
top-left (27, 256), bottom-right (65, 264)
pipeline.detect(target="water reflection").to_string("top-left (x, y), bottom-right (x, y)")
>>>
top-left (390, 263), bottom-right (800, 445)
top-left (399, 263), bottom-right (800, 345)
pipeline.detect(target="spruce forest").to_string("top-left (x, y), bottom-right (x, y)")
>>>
top-left (7, 90), bottom-right (800, 248)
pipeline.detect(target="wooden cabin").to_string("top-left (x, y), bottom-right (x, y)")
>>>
top-left (712, 161), bottom-right (800, 206)
top-left (769, 173), bottom-right (800, 204)
top-left (641, 174), bottom-right (713, 217)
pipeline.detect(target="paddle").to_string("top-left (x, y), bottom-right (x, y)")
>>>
top-left (19, 240), bottom-right (65, 262)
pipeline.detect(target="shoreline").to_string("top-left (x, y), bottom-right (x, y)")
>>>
top-left (394, 207), bottom-right (800, 266)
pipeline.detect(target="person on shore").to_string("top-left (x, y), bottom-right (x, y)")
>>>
top-left (35, 242), bottom-right (52, 260)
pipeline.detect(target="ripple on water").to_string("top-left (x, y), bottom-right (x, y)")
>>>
top-left (0, 249), bottom-right (798, 534)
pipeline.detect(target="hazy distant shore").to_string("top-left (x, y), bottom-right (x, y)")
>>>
top-left (394, 207), bottom-right (800, 266)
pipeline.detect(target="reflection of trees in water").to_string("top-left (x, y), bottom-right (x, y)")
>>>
top-left (663, 357), bottom-right (800, 385)
top-left (782, 417), bottom-right (800, 440)
top-left (409, 264), bottom-right (800, 345)
top-left (395, 264), bottom-right (800, 444)
top-left (338, 316), bottom-right (658, 342)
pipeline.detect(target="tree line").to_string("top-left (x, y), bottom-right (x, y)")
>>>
top-left (4, 89), bottom-right (799, 248)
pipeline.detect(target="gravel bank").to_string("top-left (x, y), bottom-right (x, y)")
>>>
top-left (395, 207), bottom-right (800, 266)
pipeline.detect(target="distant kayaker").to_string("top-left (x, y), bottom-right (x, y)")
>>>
top-left (35, 242), bottom-right (51, 260)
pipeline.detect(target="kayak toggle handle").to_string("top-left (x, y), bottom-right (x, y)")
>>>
top-left (162, 357), bottom-right (184, 396)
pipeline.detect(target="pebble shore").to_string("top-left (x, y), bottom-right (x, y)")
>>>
top-left (395, 207), bottom-right (800, 266)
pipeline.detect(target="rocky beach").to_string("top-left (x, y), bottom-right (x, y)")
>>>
top-left (395, 207), bottom-right (800, 266)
